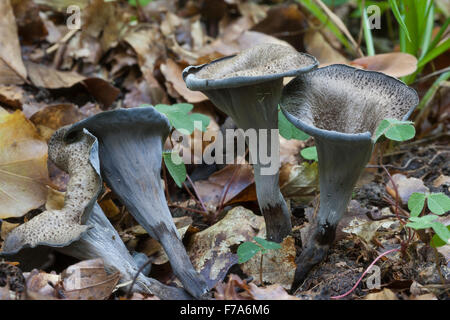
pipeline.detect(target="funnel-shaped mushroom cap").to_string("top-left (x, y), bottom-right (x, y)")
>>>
top-left (184, 43), bottom-right (318, 90)
top-left (280, 64), bottom-right (419, 288)
top-left (281, 64), bottom-right (419, 140)
top-left (64, 107), bottom-right (208, 298)
top-left (183, 44), bottom-right (318, 243)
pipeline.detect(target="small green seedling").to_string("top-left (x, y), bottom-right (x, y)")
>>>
top-left (278, 108), bottom-right (309, 141)
top-left (162, 151), bottom-right (186, 188)
top-left (300, 146), bottom-right (318, 162)
top-left (406, 192), bottom-right (450, 247)
top-left (237, 237), bottom-right (281, 285)
top-left (128, 0), bottom-right (153, 7)
top-left (374, 118), bottom-right (416, 142)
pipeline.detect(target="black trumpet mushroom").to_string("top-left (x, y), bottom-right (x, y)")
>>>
top-left (280, 64), bottom-right (419, 288)
top-left (1, 127), bottom-right (192, 299)
top-left (63, 107), bottom-right (208, 298)
top-left (183, 43), bottom-right (318, 242)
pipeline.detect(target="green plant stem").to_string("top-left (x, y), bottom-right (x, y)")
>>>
top-left (362, 2), bottom-right (375, 56)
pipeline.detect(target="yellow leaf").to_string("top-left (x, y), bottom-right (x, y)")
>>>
top-left (0, 108), bottom-right (48, 218)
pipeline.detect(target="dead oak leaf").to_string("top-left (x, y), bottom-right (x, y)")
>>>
top-left (0, 108), bottom-right (48, 219)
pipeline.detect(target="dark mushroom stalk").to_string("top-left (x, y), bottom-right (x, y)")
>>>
top-left (59, 203), bottom-right (193, 300)
top-left (183, 44), bottom-right (318, 242)
top-left (280, 64), bottom-right (419, 288)
top-left (64, 108), bottom-right (208, 298)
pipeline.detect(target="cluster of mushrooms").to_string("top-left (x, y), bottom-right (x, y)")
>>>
top-left (1, 43), bottom-right (419, 299)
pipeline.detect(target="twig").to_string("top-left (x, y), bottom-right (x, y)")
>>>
top-left (330, 247), bottom-right (400, 299)
top-left (186, 173), bottom-right (208, 214)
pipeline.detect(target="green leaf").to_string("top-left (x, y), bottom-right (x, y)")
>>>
top-left (374, 118), bottom-right (415, 142)
top-left (155, 103), bottom-right (209, 134)
top-left (301, 146), bottom-right (318, 162)
top-left (406, 215), bottom-right (438, 230)
top-left (162, 151), bottom-right (186, 188)
top-left (427, 193), bottom-right (450, 215)
top-left (388, 0), bottom-right (412, 43)
top-left (431, 225), bottom-right (450, 248)
top-left (237, 242), bottom-right (262, 263)
top-left (278, 109), bottom-right (309, 141)
top-left (128, 0), bottom-right (153, 7)
top-left (430, 222), bottom-right (450, 245)
top-left (408, 192), bottom-right (426, 217)
top-left (254, 237), bottom-right (282, 250)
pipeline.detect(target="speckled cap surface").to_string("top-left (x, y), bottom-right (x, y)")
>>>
top-left (183, 43), bottom-right (318, 90)
top-left (281, 64), bottom-right (419, 142)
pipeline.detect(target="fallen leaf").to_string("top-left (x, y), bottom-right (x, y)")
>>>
top-left (25, 269), bottom-right (60, 298)
top-left (304, 29), bottom-right (347, 66)
top-left (433, 175), bottom-right (450, 189)
top-left (0, 0), bottom-right (28, 85)
top-left (351, 53), bottom-right (418, 78)
top-left (0, 108), bottom-right (48, 218)
top-left (160, 59), bottom-right (208, 103)
top-left (188, 206), bottom-right (264, 288)
top-left (280, 162), bottom-right (318, 202)
top-left (364, 288), bottom-right (398, 300)
top-left (11, 0), bottom-right (48, 44)
top-left (247, 283), bottom-right (300, 300)
top-left (61, 259), bottom-right (120, 300)
top-left (386, 174), bottom-right (429, 205)
top-left (241, 236), bottom-right (297, 289)
top-left (0, 85), bottom-right (24, 109)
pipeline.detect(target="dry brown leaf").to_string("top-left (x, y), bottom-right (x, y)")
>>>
top-left (195, 164), bottom-right (255, 208)
top-left (11, 0), bottom-right (48, 44)
top-left (247, 283), bottom-right (300, 300)
top-left (0, 0), bottom-right (28, 85)
top-left (25, 62), bottom-right (120, 106)
top-left (30, 104), bottom-right (85, 141)
top-left (160, 59), bottom-right (208, 103)
top-left (61, 259), bottom-right (120, 300)
top-left (241, 236), bottom-right (297, 289)
top-left (0, 108), bottom-right (48, 218)
top-left (25, 269), bottom-right (60, 298)
top-left (188, 206), bottom-right (265, 288)
top-left (280, 162), bottom-right (318, 202)
top-left (351, 53), bottom-right (418, 78)
top-left (364, 288), bottom-right (398, 300)
top-left (0, 85), bottom-right (24, 109)
top-left (214, 274), bottom-right (253, 300)
top-left (304, 30), bottom-right (347, 66)
top-left (386, 174), bottom-right (429, 205)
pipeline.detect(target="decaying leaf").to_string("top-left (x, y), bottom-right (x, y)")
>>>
top-left (0, 0), bottom-right (27, 85)
top-left (25, 269), bottom-right (60, 298)
top-left (241, 236), bottom-right (297, 289)
top-left (0, 108), bottom-right (48, 218)
top-left (1, 127), bottom-right (101, 254)
top-left (0, 85), bottom-right (24, 109)
top-left (386, 174), bottom-right (429, 205)
top-left (351, 53), bottom-right (418, 78)
top-left (364, 288), bottom-right (398, 300)
top-left (304, 29), bottom-right (347, 66)
top-left (280, 162), bottom-right (318, 202)
top-left (188, 206), bottom-right (264, 288)
top-left (61, 258), bottom-right (120, 300)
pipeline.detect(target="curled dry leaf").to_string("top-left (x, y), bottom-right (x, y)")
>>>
top-left (25, 62), bottom-right (120, 106)
top-left (11, 0), bottom-right (48, 44)
top-left (61, 258), bottom-right (120, 300)
top-left (241, 236), bottom-right (297, 289)
top-left (0, 108), bottom-right (48, 219)
top-left (351, 53), bottom-right (418, 78)
top-left (0, 0), bottom-right (27, 85)
top-left (25, 269), bottom-right (60, 298)
top-left (304, 30), bottom-right (347, 66)
top-left (1, 127), bottom-right (101, 254)
top-left (0, 85), bottom-right (24, 109)
top-left (160, 59), bottom-right (208, 103)
top-left (188, 206), bottom-right (264, 288)
top-left (194, 164), bottom-right (256, 208)
top-left (280, 162), bottom-right (318, 203)
top-left (386, 174), bottom-right (429, 205)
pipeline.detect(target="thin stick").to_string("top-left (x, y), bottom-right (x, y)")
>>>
top-left (186, 174), bottom-right (208, 214)
top-left (330, 247), bottom-right (400, 299)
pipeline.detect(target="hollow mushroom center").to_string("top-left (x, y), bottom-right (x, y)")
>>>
top-left (282, 66), bottom-right (418, 136)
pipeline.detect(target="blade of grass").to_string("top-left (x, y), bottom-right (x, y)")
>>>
top-left (418, 38), bottom-right (450, 69)
top-left (427, 18), bottom-right (450, 54)
top-left (388, 0), bottom-right (412, 42)
top-left (362, 2), bottom-right (375, 56)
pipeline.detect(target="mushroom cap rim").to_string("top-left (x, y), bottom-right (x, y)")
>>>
top-left (63, 107), bottom-right (171, 142)
top-left (280, 64), bottom-right (418, 143)
top-left (182, 53), bottom-right (319, 90)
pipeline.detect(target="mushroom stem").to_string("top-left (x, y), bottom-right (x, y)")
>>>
top-left (93, 133), bottom-right (207, 298)
top-left (293, 137), bottom-right (373, 287)
top-left (59, 204), bottom-right (193, 300)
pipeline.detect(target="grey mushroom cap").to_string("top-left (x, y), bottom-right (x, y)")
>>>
top-left (281, 64), bottom-right (419, 142)
top-left (64, 107), bottom-right (208, 298)
top-left (183, 43), bottom-right (318, 90)
top-left (279, 64), bottom-right (419, 287)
